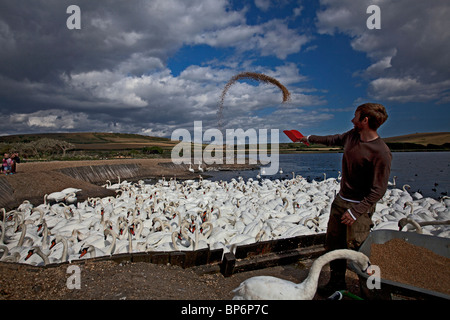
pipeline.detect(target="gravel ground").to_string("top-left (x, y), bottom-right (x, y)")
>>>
top-left (0, 256), bottom-right (363, 300)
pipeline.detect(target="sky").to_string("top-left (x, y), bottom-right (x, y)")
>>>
top-left (0, 0), bottom-right (449, 143)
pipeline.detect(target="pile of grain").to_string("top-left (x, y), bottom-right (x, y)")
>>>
top-left (370, 238), bottom-right (450, 295)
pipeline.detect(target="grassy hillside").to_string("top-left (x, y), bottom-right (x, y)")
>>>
top-left (0, 132), bottom-right (178, 150)
top-left (1, 131), bottom-right (449, 158)
top-left (383, 132), bottom-right (450, 146)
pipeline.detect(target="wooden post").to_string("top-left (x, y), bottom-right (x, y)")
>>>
top-left (220, 252), bottom-right (236, 277)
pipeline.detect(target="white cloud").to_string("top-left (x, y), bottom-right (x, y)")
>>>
top-left (254, 0), bottom-right (271, 12)
top-left (316, 0), bottom-right (450, 104)
top-left (368, 77), bottom-right (450, 103)
top-left (192, 20), bottom-right (310, 59)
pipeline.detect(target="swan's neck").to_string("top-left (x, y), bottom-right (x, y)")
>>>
top-left (61, 238), bottom-right (68, 262)
top-left (109, 234), bottom-right (117, 255)
top-left (299, 250), bottom-right (352, 298)
top-left (18, 224), bottom-right (27, 247)
top-left (128, 230), bottom-right (133, 253)
top-left (194, 227), bottom-right (199, 251)
top-left (172, 232), bottom-right (179, 251)
top-left (300, 252), bottom-right (331, 295)
top-left (36, 248), bottom-right (50, 265)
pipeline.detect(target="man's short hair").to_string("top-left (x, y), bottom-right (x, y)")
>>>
top-left (356, 103), bottom-right (388, 130)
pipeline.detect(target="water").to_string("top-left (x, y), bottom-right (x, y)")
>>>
top-left (204, 152), bottom-right (450, 199)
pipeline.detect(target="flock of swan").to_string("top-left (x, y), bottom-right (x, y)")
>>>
top-left (1, 172), bottom-right (449, 267)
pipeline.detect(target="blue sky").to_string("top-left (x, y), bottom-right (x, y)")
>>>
top-left (0, 0), bottom-right (449, 142)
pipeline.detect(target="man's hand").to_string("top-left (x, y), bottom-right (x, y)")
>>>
top-left (298, 136), bottom-right (308, 144)
top-left (341, 210), bottom-right (356, 226)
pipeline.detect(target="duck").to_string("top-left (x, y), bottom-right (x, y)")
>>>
top-left (232, 249), bottom-right (370, 300)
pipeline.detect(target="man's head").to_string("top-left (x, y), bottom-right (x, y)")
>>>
top-left (353, 103), bottom-right (388, 131)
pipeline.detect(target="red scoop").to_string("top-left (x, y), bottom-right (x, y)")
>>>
top-left (283, 130), bottom-right (309, 146)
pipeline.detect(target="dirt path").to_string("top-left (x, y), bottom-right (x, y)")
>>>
top-left (0, 256), bottom-right (362, 300)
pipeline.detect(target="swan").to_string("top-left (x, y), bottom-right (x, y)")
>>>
top-left (79, 245), bottom-right (106, 258)
top-left (398, 217), bottom-right (450, 234)
top-left (47, 191), bottom-right (67, 203)
top-left (0, 244), bottom-right (9, 260)
top-left (388, 176), bottom-right (397, 187)
top-left (25, 246), bottom-right (50, 266)
top-left (198, 161), bottom-right (204, 172)
top-left (105, 178), bottom-right (121, 190)
top-left (17, 200), bottom-right (34, 212)
top-left (49, 235), bottom-right (70, 262)
top-left (232, 249), bottom-right (370, 300)
top-left (397, 218), bottom-right (423, 234)
top-left (61, 188), bottom-right (82, 195)
top-left (188, 163), bottom-right (194, 173)
top-left (64, 192), bottom-right (78, 204)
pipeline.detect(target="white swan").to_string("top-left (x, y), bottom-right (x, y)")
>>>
top-left (79, 245), bottom-right (106, 258)
top-left (398, 217), bottom-right (450, 234)
top-left (232, 249), bottom-right (370, 300)
top-left (25, 246), bottom-right (50, 266)
top-left (47, 191), bottom-right (66, 203)
top-left (64, 192), bottom-right (78, 204)
top-left (188, 163), bottom-right (194, 173)
top-left (0, 244), bottom-right (9, 260)
top-left (388, 176), bottom-right (397, 187)
top-left (198, 161), bottom-right (204, 172)
top-left (61, 187), bottom-right (82, 195)
top-left (49, 235), bottom-right (70, 262)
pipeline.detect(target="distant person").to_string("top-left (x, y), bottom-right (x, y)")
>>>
top-left (298, 103), bottom-right (392, 296)
top-left (11, 152), bottom-right (20, 174)
top-left (2, 153), bottom-right (12, 175)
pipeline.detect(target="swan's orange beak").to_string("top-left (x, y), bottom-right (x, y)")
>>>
top-left (49, 239), bottom-right (57, 249)
top-left (364, 262), bottom-right (373, 275)
top-left (25, 249), bottom-right (34, 261)
top-left (79, 248), bottom-right (87, 258)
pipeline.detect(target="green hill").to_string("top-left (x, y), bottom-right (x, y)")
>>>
top-left (383, 132), bottom-right (450, 146)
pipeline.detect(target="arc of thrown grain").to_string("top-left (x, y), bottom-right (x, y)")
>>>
top-left (218, 72), bottom-right (291, 129)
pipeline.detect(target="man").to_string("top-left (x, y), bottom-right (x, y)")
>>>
top-left (298, 103), bottom-right (392, 296)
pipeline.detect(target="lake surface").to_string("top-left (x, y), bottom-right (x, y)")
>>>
top-left (205, 152), bottom-right (450, 199)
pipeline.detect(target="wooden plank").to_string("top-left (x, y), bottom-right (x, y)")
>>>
top-left (233, 245), bottom-right (326, 274)
top-left (151, 252), bottom-right (170, 265)
top-left (110, 253), bottom-right (132, 264)
top-left (170, 252), bottom-right (186, 268)
top-left (208, 248), bottom-right (224, 264)
top-left (132, 252), bottom-right (151, 263)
